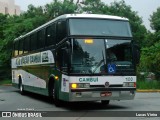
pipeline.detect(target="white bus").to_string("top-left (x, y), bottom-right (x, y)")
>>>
top-left (11, 14), bottom-right (140, 106)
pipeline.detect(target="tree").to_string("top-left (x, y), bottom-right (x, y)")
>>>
top-left (139, 7), bottom-right (160, 80)
top-left (0, 14), bottom-right (8, 40)
top-left (150, 7), bottom-right (160, 32)
top-left (140, 41), bottom-right (160, 79)
top-left (45, 0), bottom-right (77, 20)
top-left (82, 0), bottom-right (107, 14)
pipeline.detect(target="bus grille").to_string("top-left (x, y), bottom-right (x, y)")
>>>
top-left (90, 85), bottom-right (123, 88)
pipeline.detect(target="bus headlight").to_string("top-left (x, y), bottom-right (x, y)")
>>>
top-left (71, 83), bottom-right (90, 89)
top-left (71, 83), bottom-right (77, 89)
top-left (123, 82), bottom-right (136, 87)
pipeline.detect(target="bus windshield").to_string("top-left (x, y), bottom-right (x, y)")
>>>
top-left (71, 39), bottom-right (106, 74)
top-left (70, 39), bottom-right (134, 75)
top-left (105, 39), bottom-right (134, 75)
top-left (69, 19), bottom-right (132, 37)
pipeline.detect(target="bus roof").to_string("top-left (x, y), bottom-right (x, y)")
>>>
top-left (57, 14), bottom-right (128, 20)
top-left (14, 14), bottom-right (129, 41)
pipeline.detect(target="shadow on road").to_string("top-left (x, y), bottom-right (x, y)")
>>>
top-left (0, 86), bottom-right (128, 111)
top-left (16, 90), bottom-right (128, 111)
top-left (62, 102), bottom-right (127, 111)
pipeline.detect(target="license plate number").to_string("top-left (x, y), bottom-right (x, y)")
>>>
top-left (101, 92), bottom-right (112, 97)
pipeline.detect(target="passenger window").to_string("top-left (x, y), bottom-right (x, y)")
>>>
top-left (24, 37), bottom-right (30, 53)
top-left (57, 20), bottom-right (67, 44)
top-left (30, 33), bottom-right (37, 51)
top-left (46, 24), bottom-right (56, 47)
top-left (37, 30), bottom-right (45, 49)
top-left (14, 41), bottom-right (19, 56)
top-left (19, 39), bottom-right (23, 55)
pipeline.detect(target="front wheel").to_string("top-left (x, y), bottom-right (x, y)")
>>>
top-left (101, 100), bottom-right (110, 105)
top-left (50, 82), bottom-right (61, 107)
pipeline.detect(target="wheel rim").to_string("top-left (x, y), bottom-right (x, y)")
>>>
top-left (20, 83), bottom-right (22, 92)
top-left (52, 88), bottom-right (55, 98)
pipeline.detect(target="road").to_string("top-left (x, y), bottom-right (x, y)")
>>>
top-left (0, 86), bottom-right (160, 120)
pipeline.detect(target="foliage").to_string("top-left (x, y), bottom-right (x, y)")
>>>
top-left (150, 7), bottom-right (160, 32)
top-left (139, 41), bottom-right (160, 79)
top-left (0, 14), bottom-right (8, 40)
top-left (45, 0), bottom-right (77, 20)
top-left (0, 79), bottom-right (11, 85)
top-left (137, 80), bottom-right (160, 89)
top-left (138, 7), bottom-right (160, 80)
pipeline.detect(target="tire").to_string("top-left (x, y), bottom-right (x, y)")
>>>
top-left (101, 100), bottom-right (110, 105)
top-left (19, 78), bottom-right (25, 95)
top-left (50, 82), bottom-right (61, 107)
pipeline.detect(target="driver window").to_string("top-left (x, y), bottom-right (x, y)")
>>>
top-left (56, 41), bottom-right (70, 73)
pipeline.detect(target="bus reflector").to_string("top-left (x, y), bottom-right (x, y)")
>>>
top-left (71, 83), bottom-right (77, 89)
top-left (55, 76), bottom-right (59, 80)
top-left (84, 39), bottom-right (93, 44)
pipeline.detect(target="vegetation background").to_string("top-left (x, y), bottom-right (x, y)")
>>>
top-left (0, 0), bottom-right (160, 88)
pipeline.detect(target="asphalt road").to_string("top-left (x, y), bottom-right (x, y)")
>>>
top-left (0, 86), bottom-right (160, 120)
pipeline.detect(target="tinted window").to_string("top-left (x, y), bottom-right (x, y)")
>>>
top-left (56, 41), bottom-right (70, 73)
top-left (69, 19), bottom-right (132, 37)
top-left (19, 39), bottom-right (23, 55)
top-left (30, 33), bottom-right (37, 51)
top-left (37, 29), bottom-right (45, 49)
top-left (14, 41), bottom-right (19, 56)
top-left (24, 36), bottom-right (30, 53)
top-left (46, 24), bottom-right (56, 47)
top-left (57, 20), bottom-right (67, 43)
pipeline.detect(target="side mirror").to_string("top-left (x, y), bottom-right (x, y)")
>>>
top-left (132, 44), bottom-right (140, 65)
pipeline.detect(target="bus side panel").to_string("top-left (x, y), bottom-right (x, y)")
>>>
top-left (11, 50), bottom-right (55, 96)
top-left (23, 85), bottom-right (48, 96)
top-left (12, 68), bottom-right (49, 96)
top-left (12, 69), bottom-right (20, 88)
top-left (58, 74), bottom-right (70, 101)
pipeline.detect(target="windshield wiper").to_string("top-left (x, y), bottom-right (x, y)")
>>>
top-left (92, 51), bottom-right (106, 73)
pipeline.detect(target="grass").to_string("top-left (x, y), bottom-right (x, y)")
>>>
top-left (0, 79), bottom-right (12, 85)
top-left (137, 80), bottom-right (160, 89)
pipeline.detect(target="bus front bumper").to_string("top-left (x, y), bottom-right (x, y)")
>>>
top-left (69, 88), bottom-right (136, 101)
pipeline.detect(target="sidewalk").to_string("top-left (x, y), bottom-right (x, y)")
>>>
top-left (1, 84), bottom-right (12, 86)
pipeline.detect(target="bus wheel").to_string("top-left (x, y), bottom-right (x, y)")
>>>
top-left (101, 100), bottom-right (110, 105)
top-left (19, 79), bottom-right (25, 95)
top-left (51, 83), bottom-right (61, 107)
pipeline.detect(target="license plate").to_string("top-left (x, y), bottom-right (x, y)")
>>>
top-left (101, 92), bottom-right (112, 97)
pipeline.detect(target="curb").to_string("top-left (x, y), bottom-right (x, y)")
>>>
top-left (136, 89), bottom-right (160, 92)
top-left (1, 84), bottom-right (12, 86)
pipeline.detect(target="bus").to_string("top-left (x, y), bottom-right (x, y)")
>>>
top-left (11, 14), bottom-right (140, 106)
